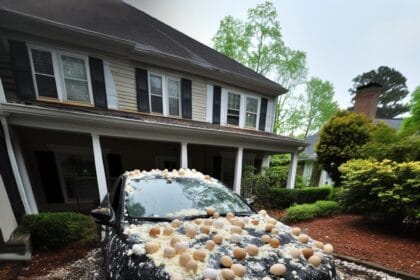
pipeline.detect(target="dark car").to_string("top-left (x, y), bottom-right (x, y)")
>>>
top-left (91, 169), bottom-right (339, 280)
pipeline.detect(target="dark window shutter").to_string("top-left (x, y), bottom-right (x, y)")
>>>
top-left (212, 86), bottom-right (221, 124)
top-left (89, 57), bottom-right (107, 109)
top-left (136, 68), bottom-right (150, 113)
top-left (181, 78), bottom-right (192, 119)
top-left (9, 40), bottom-right (35, 99)
top-left (259, 97), bottom-right (268, 131)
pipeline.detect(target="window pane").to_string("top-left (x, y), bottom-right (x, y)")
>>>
top-left (36, 74), bottom-right (58, 98)
top-left (31, 49), bottom-right (54, 75)
top-left (169, 97), bottom-right (179, 116)
top-left (227, 115), bottom-right (239, 126)
top-left (65, 78), bottom-right (89, 102)
top-left (168, 79), bottom-right (179, 98)
top-left (246, 98), bottom-right (258, 113)
top-left (228, 93), bottom-right (240, 110)
top-left (245, 113), bottom-right (257, 128)
top-left (150, 75), bottom-right (162, 96)
top-left (151, 95), bottom-right (163, 113)
top-left (61, 55), bottom-right (87, 80)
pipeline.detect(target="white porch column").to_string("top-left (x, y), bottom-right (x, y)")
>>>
top-left (0, 117), bottom-right (33, 214)
top-left (286, 151), bottom-right (298, 189)
top-left (180, 142), bottom-right (188, 169)
top-left (233, 147), bottom-right (244, 194)
top-left (0, 77), bottom-right (6, 103)
top-left (91, 134), bottom-right (107, 201)
top-left (319, 169), bottom-right (327, 187)
top-left (261, 155), bottom-right (271, 173)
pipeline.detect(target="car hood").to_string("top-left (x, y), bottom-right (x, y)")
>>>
top-left (115, 212), bottom-right (339, 280)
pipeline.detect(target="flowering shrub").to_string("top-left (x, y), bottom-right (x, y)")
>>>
top-left (339, 159), bottom-right (420, 223)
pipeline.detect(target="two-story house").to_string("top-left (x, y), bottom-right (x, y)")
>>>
top-left (0, 0), bottom-right (307, 249)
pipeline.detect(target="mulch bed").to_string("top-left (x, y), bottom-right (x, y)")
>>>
top-left (0, 241), bottom-right (97, 280)
top-left (288, 214), bottom-right (420, 276)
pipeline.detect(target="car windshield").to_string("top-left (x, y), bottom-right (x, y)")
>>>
top-left (125, 176), bottom-right (252, 218)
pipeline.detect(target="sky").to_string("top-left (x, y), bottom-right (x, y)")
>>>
top-left (126, 0), bottom-right (420, 108)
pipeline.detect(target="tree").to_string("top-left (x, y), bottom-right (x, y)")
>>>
top-left (302, 77), bottom-right (338, 138)
top-left (315, 110), bottom-right (373, 185)
top-left (402, 86), bottom-right (420, 135)
top-left (349, 66), bottom-right (409, 118)
top-left (212, 1), bottom-right (308, 135)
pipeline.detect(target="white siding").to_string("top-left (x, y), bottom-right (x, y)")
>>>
top-left (0, 174), bottom-right (18, 241)
top-left (220, 88), bottom-right (228, 125)
top-left (103, 61), bottom-right (118, 110)
top-left (108, 57), bottom-right (137, 111)
top-left (191, 79), bottom-right (207, 122)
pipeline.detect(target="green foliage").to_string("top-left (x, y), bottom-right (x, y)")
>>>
top-left (303, 77), bottom-right (339, 138)
top-left (257, 187), bottom-right (333, 209)
top-left (402, 86), bottom-right (420, 135)
top-left (315, 110), bottom-right (374, 185)
top-left (339, 159), bottom-right (420, 223)
top-left (284, 200), bottom-right (341, 223)
top-left (349, 66), bottom-right (410, 118)
top-left (21, 212), bottom-right (97, 251)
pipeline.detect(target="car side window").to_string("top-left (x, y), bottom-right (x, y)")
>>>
top-left (111, 177), bottom-right (122, 213)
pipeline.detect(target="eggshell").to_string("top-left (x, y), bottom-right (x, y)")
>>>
top-left (233, 247), bottom-right (246, 260)
top-left (314, 241), bottom-right (324, 249)
top-left (270, 238), bottom-right (280, 248)
top-left (194, 219), bottom-right (203, 225)
top-left (269, 263), bottom-right (286, 276)
top-left (163, 246), bottom-right (176, 258)
top-left (230, 225), bottom-right (242, 234)
top-left (214, 219), bottom-right (225, 229)
top-left (230, 233), bottom-right (241, 243)
top-left (206, 240), bottom-right (216, 251)
top-left (246, 244), bottom-right (259, 256)
top-left (271, 228), bottom-right (279, 235)
top-left (220, 255), bottom-right (233, 268)
top-left (309, 255), bottom-right (322, 267)
top-left (200, 225), bottom-right (211, 234)
top-left (298, 234), bottom-right (309, 243)
top-left (261, 234), bottom-right (271, 243)
top-left (265, 224), bottom-right (275, 232)
top-left (174, 242), bottom-right (188, 254)
top-left (251, 219), bottom-right (259, 225)
top-left (144, 241), bottom-right (159, 254)
top-left (203, 268), bottom-right (218, 280)
top-left (178, 169), bottom-right (185, 176)
top-left (185, 259), bottom-right (198, 273)
top-left (171, 219), bottom-right (181, 228)
top-left (267, 217), bottom-right (277, 225)
top-left (185, 225), bottom-right (197, 238)
top-left (291, 227), bottom-right (301, 236)
top-left (302, 248), bottom-right (314, 259)
top-left (204, 219), bottom-right (214, 226)
top-left (226, 212), bottom-right (235, 219)
top-left (221, 268), bottom-right (235, 280)
top-left (170, 236), bottom-right (181, 247)
top-left (213, 234), bottom-right (223, 244)
top-left (193, 249), bottom-right (206, 262)
top-left (289, 247), bottom-right (301, 259)
top-left (179, 253), bottom-right (192, 267)
top-left (231, 263), bottom-right (246, 277)
top-left (131, 244), bottom-right (143, 255)
top-left (323, 243), bottom-right (334, 254)
top-left (163, 226), bottom-right (174, 236)
top-left (213, 212), bottom-right (220, 218)
top-left (233, 219), bottom-right (245, 229)
top-left (171, 272), bottom-right (183, 280)
top-left (206, 207), bottom-right (216, 216)
top-left (259, 209), bottom-right (267, 216)
top-left (262, 277), bottom-right (272, 280)
top-left (149, 226), bottom-right (160, 237)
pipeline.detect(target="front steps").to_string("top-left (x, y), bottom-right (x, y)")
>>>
top-left (0, 229), bottom-right (31, 261)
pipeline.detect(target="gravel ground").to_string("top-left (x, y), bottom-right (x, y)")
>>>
top-left (18, 248), bottom-right (404, 280)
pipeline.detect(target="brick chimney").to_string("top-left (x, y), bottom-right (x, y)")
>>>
top-left (354, 83), bottom-right (381, 119)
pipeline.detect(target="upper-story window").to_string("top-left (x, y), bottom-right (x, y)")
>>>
top-left (227, 92), bottom-right (240, 125)
top-left (245, 97), bottom-right (258, 128)
top-left (29, 46), bottom-right (93, 104)
top-left (148, 72), bottom-right (181, 117)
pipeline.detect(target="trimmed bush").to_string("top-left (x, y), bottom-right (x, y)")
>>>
top-left (284, 200), bottom-right (341, 223)
top-left (22, 212), bottom-right (97, 251)
top-left (257, 187), bottom-right (333, 209)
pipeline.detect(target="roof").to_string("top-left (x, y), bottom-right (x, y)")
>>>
top-left (374, 118), bottom-right (403, 130)
top-left (0, 0), bottom-right (286, 96)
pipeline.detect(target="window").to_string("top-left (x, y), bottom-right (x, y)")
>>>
top-left (28, 45), bottom-right (93, 104)
top-left (31, 49), bottom-right (58, 98)
top-left (245, 97), bottom-right (258, 128)
top-left (227, 92), bottom-right (240, 125)
top-left (167, 78), bottom-right (181, 116)
top-left (149, 74), bottom-right (163, 113)
top-left (61, 55), bottom-right (90, 102)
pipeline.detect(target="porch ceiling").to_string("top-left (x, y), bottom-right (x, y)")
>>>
top-left (0, 102), bottom-right (307, 153)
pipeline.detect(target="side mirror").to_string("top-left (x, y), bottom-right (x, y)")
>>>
top-left (246, 198), bottom-right (255, 205)
top-left (91, 207), bottom-right (114, 226)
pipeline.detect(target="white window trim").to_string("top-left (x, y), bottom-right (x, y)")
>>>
top-left (227, 91), bottom-right (241, 126)
top-left (244, 95), bottom-right (260, 129)
top-left (27, 44), bottom-right (94, 105)
top-left (147, 71), bottom-right (182, 118)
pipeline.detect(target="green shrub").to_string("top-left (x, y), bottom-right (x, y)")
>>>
top-left (284, 200), bottom-right (340, 222)
top-left (22, 212), bottom-right (97, 251)
top-left (339, 159), bottom-right (420, 223)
